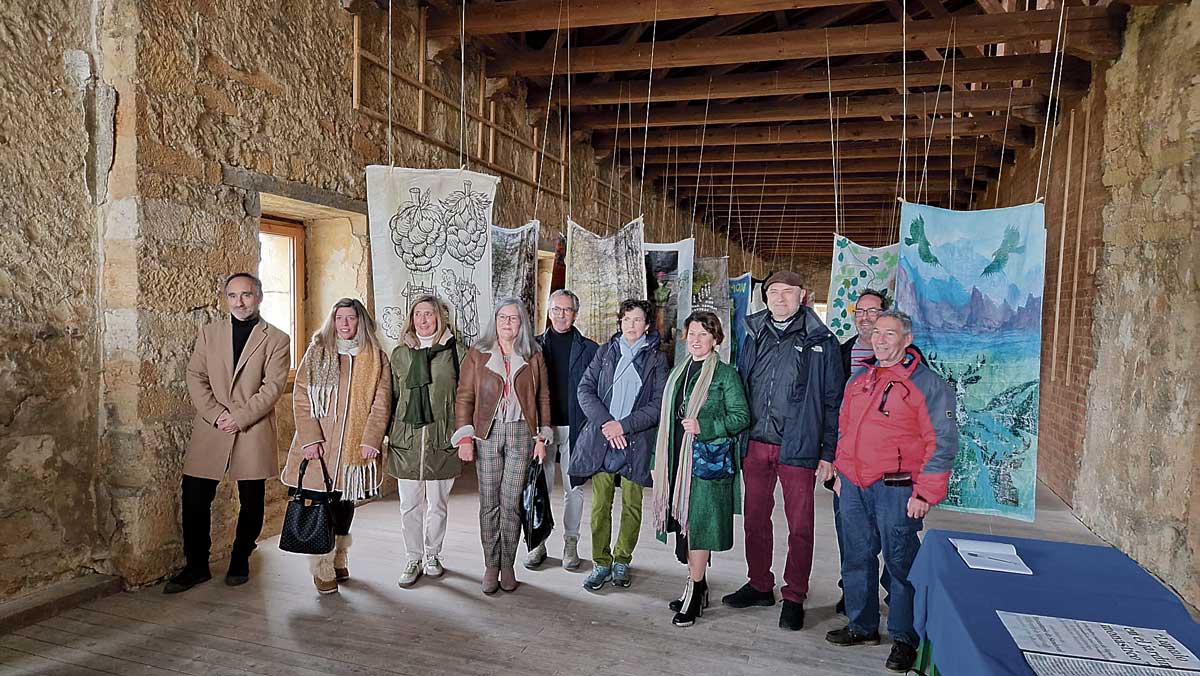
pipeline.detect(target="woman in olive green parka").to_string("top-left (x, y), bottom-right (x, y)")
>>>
top-left (387, 295), bottom-right (462, 587)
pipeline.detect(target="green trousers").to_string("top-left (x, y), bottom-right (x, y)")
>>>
top-left (590, 472), bottom-right (644, 567)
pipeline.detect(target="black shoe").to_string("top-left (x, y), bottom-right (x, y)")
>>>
top-left (225, 558), bottom-right (250, 587)
top-left (836, 595), bottom-right (846, 615)
top-left (886, 641), bottom-right (918, 672)
top-left (825, 625), bottom-right (882, 646)
top-left (778, 599), bottom-right (805, 630)
top-left (672, 578), bottom-right (708, 627)
top-left (721, 582), bottom-right (775, 608)
top-left (164, 567), bottom-right (212, 594)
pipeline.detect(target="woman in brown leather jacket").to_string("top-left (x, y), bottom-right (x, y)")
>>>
top-left (452, 297), bottom-right (551, 594)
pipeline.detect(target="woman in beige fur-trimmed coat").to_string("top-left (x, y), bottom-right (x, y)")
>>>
top-left (281, 298), bottom-right (392, 594)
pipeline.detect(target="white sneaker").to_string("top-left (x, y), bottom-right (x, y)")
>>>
top-left (424, 556), bottom-right (444, 578)
top-left (562, 536), bottom-right (581, 570)
top-left (397, 559), bottom-right (422, 587)
top-left (523, 542), bottom-right (547, 569)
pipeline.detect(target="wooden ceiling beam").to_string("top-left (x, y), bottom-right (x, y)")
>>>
top-left (595, 116), bottom-right (1034, 148)
top-left (679, 172), bottom-right (969, 189)
top-left (679, 182), bottom-right (973, 196)
top-left (540, 54), bottom-right (1085, 106)
top-left (574, 87), bottom-right (1045, 129)
top-left (428, 0), bottom-right (874, 37)
top-left (652, 157), bottom-right (993, 176)
top-left (492, 7), bottom-right (1122, 76)
top-left (641, 139), bottom-right (997, 164)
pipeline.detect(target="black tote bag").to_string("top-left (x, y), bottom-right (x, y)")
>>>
top-left (520, 461), bottom-right (555, 551)
top-left (279, 457), bottom-right (338, 555)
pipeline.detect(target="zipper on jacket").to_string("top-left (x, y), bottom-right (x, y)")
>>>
top-left (419, 427), bottom-right (427, 481)
top-left (331, 354), bottom-right (353, 490)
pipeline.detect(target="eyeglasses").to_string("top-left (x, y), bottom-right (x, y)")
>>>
top-left (549, 307), bottom-right (576, 316)
top-left (853, 308), bottom-right (884, 318)
top-left (496, 314), bottom-right (522, 325)
top-left (620, 316), bottom-right (647, 325)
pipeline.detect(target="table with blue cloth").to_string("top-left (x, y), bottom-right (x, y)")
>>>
top-left (910, 529), bottom-right (1200, 676)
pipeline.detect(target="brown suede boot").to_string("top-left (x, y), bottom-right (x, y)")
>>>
top-left (500, 565), bottom-right (520, 593)
top-left (482, 566), bottom-right (500, 595)
top-left (310, 554), bottom-right (339, 595)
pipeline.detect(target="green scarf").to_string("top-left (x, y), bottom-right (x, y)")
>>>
top-left (402, 337), bottom-right (457, 427)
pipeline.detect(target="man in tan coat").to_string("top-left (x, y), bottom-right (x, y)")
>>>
top-left (165, 272), bottom-right (290, 594)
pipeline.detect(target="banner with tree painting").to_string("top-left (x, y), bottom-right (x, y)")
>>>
top-left (366, 166), bottom-right (498, 353)
top-left (895, 201), bottom-right (1046, 522)
top-left (827, 235), bottom-right (900, 341)
top-left (565, 218), bottom-right (647, 343)
top-left (693, 257), bottom-right (731, 361)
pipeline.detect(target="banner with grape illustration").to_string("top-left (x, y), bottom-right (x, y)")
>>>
top-left (826, 235), bottom-right (899, 341)
top-left (366, 166), bottom-right (499, 353)
top-left (565, 218), bottom-right (647, 343)
top-left (492, 221), bottom-right (539, 325)
top-left (895, 201), bottom-right (1045, 522)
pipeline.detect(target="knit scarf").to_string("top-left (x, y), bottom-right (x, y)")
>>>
top-left (650, 351), bottom-right (719, 537)
top-left (305, 333), bottom-right (382, 500)
top-left (403, 333), bottom-right (457, 427)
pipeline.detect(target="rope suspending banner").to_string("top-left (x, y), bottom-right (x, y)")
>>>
top-left (638, 0), bottom-right (660, 217)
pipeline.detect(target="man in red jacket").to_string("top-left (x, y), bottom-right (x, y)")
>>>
top-left (825, 310), bottom-right (959, 673)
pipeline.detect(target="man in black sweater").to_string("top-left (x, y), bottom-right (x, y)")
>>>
top-left (527, 289), bottom-right (598, 570)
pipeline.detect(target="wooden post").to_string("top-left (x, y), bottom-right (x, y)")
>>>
top-left (1065, 101), bottom-right (1092, 385)
top-left (417, 8), bottom-right (427, 133)
top-left (477, 60), bottom-right (486, 160)
top-left (488, 101), bottom-right (497, 164)
top-left (1049, 109), bottom-right (1075, 383)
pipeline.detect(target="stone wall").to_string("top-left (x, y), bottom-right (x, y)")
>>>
top-left (0, 1), bottom-right (113, 599)
top-left (1072, 1), bottom-right (1199, 607)
top-left (980, 67), bottom-right (1110, 506)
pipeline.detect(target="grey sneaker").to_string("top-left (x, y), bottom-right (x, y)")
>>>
top-left (424, 556), bottom-right (444, 578)
top-left (583, 564), bottom-right (612, 590)
top-left (562, 536), bottom-right (581, 570)
top-left (523, 542), bottom-right (547, 569)
top-left (397, 559), bottom-right (422, 587)
top-left (611, 562), bottom-right (632, 587)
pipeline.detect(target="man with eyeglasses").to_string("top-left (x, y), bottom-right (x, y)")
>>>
top-left (826, 310), bottom-right (958, 673)
top-left (832, 288), bottom-right (893, 615)
top-left (841, 289), bottom-right (889, 379)
top-left (527, 289), bottom-right (598, 570)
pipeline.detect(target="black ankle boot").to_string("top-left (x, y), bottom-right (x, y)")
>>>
top-left (672, 578), bottom-right (708, 627)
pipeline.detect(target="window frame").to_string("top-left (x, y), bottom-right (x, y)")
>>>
top-left (259, 217), bottom-right (306, 380)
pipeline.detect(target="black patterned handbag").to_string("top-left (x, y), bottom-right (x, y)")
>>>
top-left (279, 457), bottom-right (337, 555)
top-left (692, 439), bottom-right (735, 480)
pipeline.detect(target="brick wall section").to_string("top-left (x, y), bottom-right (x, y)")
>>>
top-left (978, 67), bottom-right (1110, 507)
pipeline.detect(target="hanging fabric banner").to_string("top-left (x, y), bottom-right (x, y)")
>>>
top-left (645, 238), bottom-right (695, 365)
top-left (366, 166), bottom-right (499, 353)
top-left (492, 221), bottom-right (539, 325)
top-left (693, 257), bottom-right (732, 361)
top-left (749, 277), bottom-right (767, 315)
top-left (895, 201), bottom-right (1046, 522)
top-left (729, 272), bottom-right (752, 363)
top-left (566, 218), bottom-right (647, 343)
top-left (827, 235), bottom-right (900, 340)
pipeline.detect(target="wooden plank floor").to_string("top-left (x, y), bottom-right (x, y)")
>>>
top-left (1, 478), bottom-right (1103, 676)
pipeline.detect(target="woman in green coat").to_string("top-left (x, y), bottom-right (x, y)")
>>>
top-left (387, 295), bottom-right (462, 588)
top-left (650, 310), bottom-right (750, 628)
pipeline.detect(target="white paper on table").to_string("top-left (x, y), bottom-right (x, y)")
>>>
top-left (998, 611), bottom-right (1200, 672)
top-left (950, 538), bottom-right (1033, 575)
top-left (1025, 652), bottom-right (1192, 676)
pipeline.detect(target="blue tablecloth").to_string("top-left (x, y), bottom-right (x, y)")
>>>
top-left (911, 529), bottom-right (1200, 676)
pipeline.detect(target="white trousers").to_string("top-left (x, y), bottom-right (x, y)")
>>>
top-left (543, 425), bottom-right (584, 541)
top-left (397, 478), bottom-right (455, 562)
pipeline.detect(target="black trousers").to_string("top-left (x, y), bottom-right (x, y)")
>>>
top-left (331, 499), bottom-right (355, 536)
top-left (181, 474), bottom-right (265, 571)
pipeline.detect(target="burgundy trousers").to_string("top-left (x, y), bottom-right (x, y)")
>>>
top-left (742, 440), bottom-right (817, 604)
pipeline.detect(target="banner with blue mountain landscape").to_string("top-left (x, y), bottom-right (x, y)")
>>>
top-left (895, 201), bottom-right (1046, 522)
